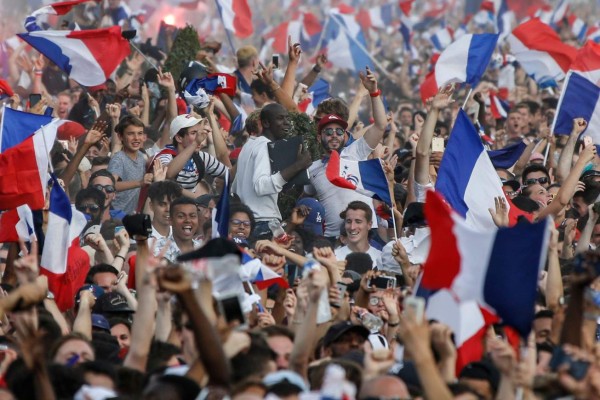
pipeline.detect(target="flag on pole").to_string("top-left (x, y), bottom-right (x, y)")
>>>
top-left (435, 110), bottom-right (507, 230)
top-left (0, 107), bottom-right (53, 153)
top-left (507, 18), bottom-right (576, 87)
top-left (212, 170), bottom-right (231, 238)
top-left (215, 0), bottom-right (253, 39)
top-left (0, 119), bottom-right (62, 210)
top-left (422, 190), bottom-right (551, 338)
top-left (420, 33), bottom-right (499, 103)
top-left (18, 26), bottom-right (131, 87)
top-left (325, 150), bottom-right (392, 205)
top-left (0, 205), bottom-right (36, 243)
top-left (571, 40), bottom-right (600, 85)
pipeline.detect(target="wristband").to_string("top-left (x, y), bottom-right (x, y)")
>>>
top-left (369, 89), bottom-right (381, 98)
top-left (387, 320), bottom-right (400, 327)
top-left (313, 65), bottom-right (322, 73)
top-left (115, 255), bottom-right (126, 261)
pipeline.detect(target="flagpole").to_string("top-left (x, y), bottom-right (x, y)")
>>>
top-left (214, 0), bottom-right (237, 56)
top-left (39, 124), bottom-right (54, 175)
top-left (328, 14), bottom-right (393, 80)
top-left (128, 41), bottom-right (160, 71)
top-left (385, 159), bottom-right (399, 241)
top-left (390, 204), bottom-right (399, 241)
top-left (542, 139), bottom-right (551, 166)
top-left (461, 88), bottom-right (473, 110)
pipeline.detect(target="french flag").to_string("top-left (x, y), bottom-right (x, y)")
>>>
top-left (587, 25), bottom-right (600, 44)
top-left (239, 252), bottom-right (289, 290)
top-left (551, 72), bottom-right (600, 142)
top-left (488, 90), bottom-right (510, 119)
top-left (212, 170), bottom-right (231, 239)
top-left (325, 150), bottom-right (392, 205)
top-left (0, 107), bottom-right (52, 153)
top-left (0, 117), bottom-right (62, 210)
top-left (321, 10), bottom-right (374, 72)
top-left (571, 40), bottom-right (600, 85)
top-left (215, 0), bottom-right (253, 39)
top-left (422, 190), bottom-right (551, 338)
top-left (507, 18), bottom-right (577, 88)
top-left (430, 26), bottom-right (454, 51)
top-left (0, 79), bottom-right (13, 101)
top-left (398, 0), bottom-right (414, 52)
top-left (264, 12), bottom-right (322, 54)
top-left (436, 110), bottom-right (508, 230)
top-left (356, 3), bottom-right (395, 31)
top-left (298, 78), bottom-right (331, 116)
top-left (186, 73), bottom-right (237, 98)
top-left (18, 26), bottom-right (131, 87)
top-left (568, 14), bottom-right (588, 43)
top-left (0, 205), bottom-right (36, 243)
top-left (40, 174), bottom-right (87, 310)
top-left (420, 33), bottom-right (498, 103)
top-left (487, 141), bottom-right (527, 169)
top-left (24, 0), bottom-right (100, 32)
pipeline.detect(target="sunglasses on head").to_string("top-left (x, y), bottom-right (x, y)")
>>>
top-left (322, 127), bottom-right (345, 137)
top-left (524, 177), bottom-right (549, 186)
top-left (93, 184), bottom-right (116, 194)
top-left (78, 204), bottom-right (100, 213)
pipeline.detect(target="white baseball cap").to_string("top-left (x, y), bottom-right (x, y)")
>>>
top-left (169, 114), bottom-right (203, 140)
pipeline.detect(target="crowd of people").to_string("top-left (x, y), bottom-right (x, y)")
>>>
top-left (2, 0), bottom-right (600, 399)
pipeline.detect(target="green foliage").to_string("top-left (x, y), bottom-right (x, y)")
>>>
top-left (277, 112), bottom-right (323, 220)
top-left (164, 25), bottom-right (201, 85)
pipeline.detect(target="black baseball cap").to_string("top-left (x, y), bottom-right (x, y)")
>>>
top-left (93, 292), bottom-right (134, 315)
top-left (323, 321), bottom-right (369, 348)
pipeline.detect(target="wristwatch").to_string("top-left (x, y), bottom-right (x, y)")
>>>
top-left (46, 291), bottom-right (55, 300)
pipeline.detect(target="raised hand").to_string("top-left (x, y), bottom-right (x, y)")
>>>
top-left (156, 265), bottom-right (192, 294)
top-left (152, 159), bottom-right (167, 182)
top-left (290, 205), bottom-right (310, 226)
top-left (288, 36), bottom-right (302, 63)
top-left (359, 66), bottom-right (378, 93)
top-left (428, 85), bottom-right (455, 110)
top-left (316, 53), bottom-right (328, 69)
top-left (157, 68), bottom-right (175, 90)
top-left (84, 121), bottom-right (108, 145)
top-left (572, 118), bottom-right (588, 136)
top-left (488, 196), bottom-right (509, 228)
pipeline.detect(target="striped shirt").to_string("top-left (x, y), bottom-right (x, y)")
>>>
top-left (157, 145), bottom-right (227, 190)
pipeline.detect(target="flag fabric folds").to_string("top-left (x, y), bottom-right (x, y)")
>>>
top-left (420, 33), bottom-right (498, 103)
top-left (239, 252), bottom-right (289, 290)
top-left (507, 18), bottom-right (576, 87)
top-left (215, 0), bottom-right (253, 39)
top-left (0, 118), bottom-right (62, 210)
top-left (25, 0), bottom-right (100, 32)
top-left (435, 109), bottom-right (508, 230)
top-left (487, 141), bottom-right (527, 169)
top-left (0, 107), bottom-right (53, 153)
top-left (186, 73), bottom-right (237, 98)
top-left (325, 150), bottom-right (392, 205)
top-left (571, 41), bottom-right (600, 86)
top-left (18, 26), bottom-right (131, 87)
top-left (321, 11), bottom-right (375, 72)
top-left (422, 191), bottom-right (551, 338)
top-left (212, 170), bottom-right (231, 238)
top-left (0, 205), bottom-right (36, 243)
top-left (551, 72), bottom-right (600, 141)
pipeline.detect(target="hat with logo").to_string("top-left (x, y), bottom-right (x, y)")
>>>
top-left (91, 313), bottom-right (111, 332)
top-left (169, 114), bottom-right (203, 140)
top-left (295, 198), bottom-right (325, 235)
top-left (75, 284), bottom-right (105, 304)
top-left (93, 292), bottom-right (135, 315)
top-left (317, 114), bottom-right (348, 133)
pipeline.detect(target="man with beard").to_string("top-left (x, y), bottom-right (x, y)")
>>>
top-left (304, 67), bottom-right (387, 242)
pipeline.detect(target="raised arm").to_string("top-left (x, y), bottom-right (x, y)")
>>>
top-left (281, 36), bottom-right (301, 97)
top-left (299, 54), bottom-right (327, 88)
top-left (360, 67), bottom-right (388, 149)
top-left (557, 118), bottom-right (587, 183)
top-left (257, 65), bottom-right (299, 112)
top-left (415, 86), bottom-right (453, 185)
top-left (60, 121), bottom-right (108, 188)
top-left (156, 70), bottom-right (177, 149)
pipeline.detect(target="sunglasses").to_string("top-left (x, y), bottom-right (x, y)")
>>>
top-left (230, 219), bottom-right (251, 227)
top-left (369, 296), bottom-right (384, 306)
top-left (322, 127), bottom-right (345, 137)
top-left (93, 184), bottom-right (116, 193)
top-left (523, 177), bottom-right (549, 186)
top-left (78, 204), bottom-right (100, 213)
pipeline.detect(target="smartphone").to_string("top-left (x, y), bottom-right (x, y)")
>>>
top-left (44, 106), bottom-right (54, 117)
top-left (272, 54), bottom-right (279, 70)
top-left (403, 296), bottom-right (425, 323)
top-left (549, 347), bottom-right (590, 380)
top-left (286, 264), bottom-right (298, 287)
top-left (395, 274), bottom-right (406, 288)
top-left (218, 294), bottom-right (247, 328)
top-left (369, 276), bottom-right (396, 290)
top-left (336, 281), bottom-right (348, 302)
top-left (29, 93), bottom-right (42, 108)
top-left (584, 136), bottom-right (593, 148)
top-left (432, 137), bottom-right (445, 152)
top-left (115, 225), bottom-right (125, 234)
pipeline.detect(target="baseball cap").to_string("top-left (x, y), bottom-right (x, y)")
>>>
top-left (459, 361), bottom-right (500, 394)
top-left (317, 114), bottom-right (348, 133)
top-left (93, 292), bottom-right (134, 315)
top-left (57, 120), bottom-right (86, 140)
top-left (529, 152), bottom-right (544, 162)
top-left (75, 285), bottom-right (105, 304)
top-left (323, 321), bottom-right (369, 348)
top-left (194, 194), bottom-right (216, 208)
top-left (91, 313), bottom-right (111, 332)
top-left (263, 370), bottom-right (308, 393)
top-left (169, 114), bottom-right (203, 140)
top-left (581, 169), bottom-right (600, 180)
top-left (295, 198), bottom-right (325, 235)
top-left (501, 179), bottom-right (520, 192)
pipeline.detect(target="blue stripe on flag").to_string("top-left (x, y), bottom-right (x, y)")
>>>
top-left (487, 141), bottom-right (527, 169)
top-left (435, 110), bottom-right (484, 217)
top-left (357, 159), bottom-right (392, 205)
top-left (484, 218), bottom-right (548, 338)
top-left (466, 33), bottom-right (499, 86)
top-left (1, 108), bottom-right (52, 153)
top-left (48, 174), bottom-right (72, 222)
top-left (17, 33), bottom-right (74, 78)
top-left (553, 72), bottom-right (600, 135)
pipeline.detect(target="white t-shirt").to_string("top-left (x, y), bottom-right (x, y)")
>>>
top-left (335, 245), bottom-right (382, 267)
top-left (305, 137), bottom-right (378, 237)
top-left (232, 136), bottom-right (287, 221)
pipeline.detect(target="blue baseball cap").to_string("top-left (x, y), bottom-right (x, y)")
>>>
top-left (91, 313), bottom-right (111, 332)
top-left (295, 198), bottom-right (325, 235)
top-left (75, 284), bottom-right (105, 304)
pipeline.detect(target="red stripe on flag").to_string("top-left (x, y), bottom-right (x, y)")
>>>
top-left (325, 151), bottom-right (358, 190)
top-left (421, 191), bottom-right (461, 290)
top-left (231, 0), bottom-right (253, 39)
top-left (0, 210), bottom-right (19, 243)
top-left (0, 137), bottom-right (45, 210)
